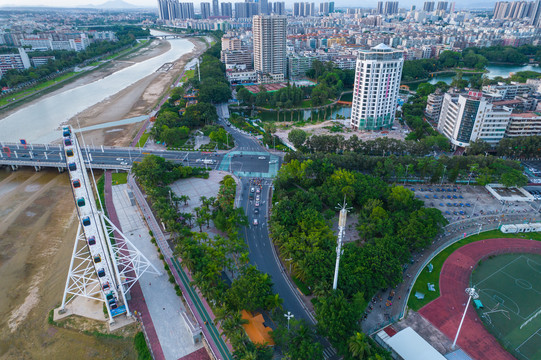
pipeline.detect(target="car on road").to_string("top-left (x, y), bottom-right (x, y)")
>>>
top-left (256, 188), bottom-right (260, 194)
top-left (116, 158), bottom-right (124, 161)
top-left (258, 156), bottom-right (266, 159)
top-left (251, 187), bottom-right (255, 193)
top-left (269, 160), bottom-right (277, 164)
top-left (253, 218), bottom-right (258, 226)
top-left (255, 201), bottom-right (260, 207)
top-left (120, 162), bottom-right (128, 165)
top-left (254, 208), bottom-right (259, 214)
top-left (256, 195), bottom-right (260, 201)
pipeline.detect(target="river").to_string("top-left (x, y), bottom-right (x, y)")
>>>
top-left (426, 63), bottom-right (540, 85)
top-left (0, 30), bottom-right (193, 144)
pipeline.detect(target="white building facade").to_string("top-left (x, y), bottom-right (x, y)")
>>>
top-left (350, 44), bottom-right (404, 130)
top-left (437, 91), bottom-right (512, 147)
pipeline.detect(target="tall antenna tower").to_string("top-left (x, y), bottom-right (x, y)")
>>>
top-left (59, 126), bottom-right (160, 324)
top-left (333, 196), bottom-right (352, 290)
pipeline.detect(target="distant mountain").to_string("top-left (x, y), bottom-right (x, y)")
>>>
top-left (81, 0), bottom-right (140, 9)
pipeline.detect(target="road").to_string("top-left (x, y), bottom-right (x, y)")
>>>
top-left (0, 143), bottom-right (224, 170)
top-left (216, 104), bottom-right (338, 359)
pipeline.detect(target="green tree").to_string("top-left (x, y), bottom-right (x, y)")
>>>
top-left (288, 129), bottom-right (307, 149)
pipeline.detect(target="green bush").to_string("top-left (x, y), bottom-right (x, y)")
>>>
top-left (169, 275), bottom-right (175, 283)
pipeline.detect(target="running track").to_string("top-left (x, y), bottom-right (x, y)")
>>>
top-left (419, 238), bottom-right (541, 360)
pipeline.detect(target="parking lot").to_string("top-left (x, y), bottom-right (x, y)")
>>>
top-left (410, 184), bottom-right (538, 224)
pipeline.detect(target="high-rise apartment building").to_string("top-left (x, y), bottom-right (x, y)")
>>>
top-left (294, 2), bottom-right (316, 16)
top-left (436, 1), bottom-right (448, 11)
top-left (221, 2), bottom-right (233, 17)
top-left (273, 2), bottom-right (286, 15)
top-left (319, 1), bottom-right (334, 14)
top-left (253, 15), bottom-right (287, 80)
top-left (180, 2), bottom-right (195, 19)
top-left (423, 1), bottom-right (435, 12)
top-left (350, 44), bottom-right (404, 131)
top-left (235, 2), bottom-right (258, 18)
top-left (377, 1), bottom-right (399, 15)
top-left (212, 0), bottom-right (220, 16)
top-left (259, 0), bottom-right (269, 14)
top-left (201, 2), bottom-right (211, 18)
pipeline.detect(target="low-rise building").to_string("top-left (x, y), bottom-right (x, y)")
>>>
top-left (287, 54), bottom-right (315, 79)
top-left (0, 48), bottom-right (31, 77)
top-left (507, 112), bottom-right (541, 137)
top-left (438, 91), bottom-right (512, 147)
top-left (425, 89), bottom-right (444, 121)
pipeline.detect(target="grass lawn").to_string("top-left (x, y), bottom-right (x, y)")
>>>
top-left (0, 71), bottom-right (77, 107)
top-left (112, 172), bottom-right (128, 185)
top-left (136, 132), bottom-right (150, 148)
top-left (407, 230), bottom-right (541, 311)
top-left (291, 275), bottom-right (312, 296)
top-left (180, 69), bottom-right (195, 83)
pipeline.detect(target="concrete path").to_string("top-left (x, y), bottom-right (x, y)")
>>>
top-left (112, 183), bottom-right (204, 360)
top-left (104, 171), bottom-right (165, 360)
top-left (128, 174), bottom-right (230, 360)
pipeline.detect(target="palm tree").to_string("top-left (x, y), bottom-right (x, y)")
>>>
top-left (183, 213), bottom-right (194, 227)
top-left (348, 332), bottom-right (371, 360)
top-left (199, 195), bottom-right (207, 207)
top-left (179, 194), bottom-right (190, 206)
top-left (241, 351), bottom-right (257, 360)
top-left (196, 217), bottom-right (205, 232)
top-left (265, 293), bottom-right (283, 311)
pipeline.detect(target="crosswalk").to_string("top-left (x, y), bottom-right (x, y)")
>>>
top-left (323, 346), bottom-right (337, 359)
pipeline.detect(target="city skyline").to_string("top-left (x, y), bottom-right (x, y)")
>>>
top-left (0, 0), bottom-right (511, 10)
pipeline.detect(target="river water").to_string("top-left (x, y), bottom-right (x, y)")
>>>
top-left (426, 63), bottom-right (540, 85)
top-left (0, 31), bottom-right (193, 144)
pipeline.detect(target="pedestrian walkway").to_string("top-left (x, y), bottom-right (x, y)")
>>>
top-left (218, 151), bottom-right (280, 178)
top-left (103, 171), bottom-right (165, 360)
top-left (112, 182), bottom-right (204, 360)
top-left (128, 174), bottom-right (232, 360)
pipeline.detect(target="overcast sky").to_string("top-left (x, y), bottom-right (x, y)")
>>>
top-left (0, 0), bottom-right (496, 10)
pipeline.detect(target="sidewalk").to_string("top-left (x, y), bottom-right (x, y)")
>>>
top-left (112, 182), bottom-right (204, 360)
top-left (128, 174), bottom-right (232, 360)
top-left (103, 171), bottom-right (165, 360)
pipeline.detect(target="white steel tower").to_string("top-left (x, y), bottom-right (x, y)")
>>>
top-left (60, 126), bottom-right (160, 324)
top-left (350, 44), bottom-right (404, 131)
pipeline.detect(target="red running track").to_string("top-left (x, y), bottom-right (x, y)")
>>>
top-left (419, 238), bottom-right (541, 360)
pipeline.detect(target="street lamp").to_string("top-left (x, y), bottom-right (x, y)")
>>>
top-left (284, 311), bottom-right (294, 330)
top-left (441, 165), bottom-right (447, 186)
top-left (452, 287), bottom-right (479, 350)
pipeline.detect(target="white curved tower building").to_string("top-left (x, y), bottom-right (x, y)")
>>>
top-left (350, 44), bottom-right (404, 131)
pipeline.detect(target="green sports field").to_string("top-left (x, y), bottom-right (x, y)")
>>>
top-left (472, 253), bottom-right (541, 360)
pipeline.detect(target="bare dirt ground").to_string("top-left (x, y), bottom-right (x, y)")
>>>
top-left (70, 37), bottom-right (208, 147)
top-left (0, 168), bottom-right (136, 359)
top-left (274, 119), bottom-right (409, 146)
top-left (0, 40), bottom-right (168, 122)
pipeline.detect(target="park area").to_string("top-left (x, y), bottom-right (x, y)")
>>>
top-left (473, 253), bottom-right (541, 360)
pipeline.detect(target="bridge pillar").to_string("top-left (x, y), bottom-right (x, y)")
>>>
top-left (58, 167), bottom-right (65, 173)
top-left (10, 165), bottom-right (18, 171)
top-left (34, 165), bottom-right (41, 172)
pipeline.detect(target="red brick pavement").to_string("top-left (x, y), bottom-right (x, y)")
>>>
top-left (178, 347), bottom-right (211, 360)
top-left (104, 171), bottom-right (165, 360)
top-left (419, 238), bottom-right (541, 360)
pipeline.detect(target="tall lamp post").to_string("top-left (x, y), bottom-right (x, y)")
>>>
top-left (284, 311), bottom-right (294, 330)
top-left (333, 197), bottom-right (351, 290)
top-left (452, 287), bottom-right (479, 350)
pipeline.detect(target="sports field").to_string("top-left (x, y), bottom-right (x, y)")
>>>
top-left (473, 253), bottom-right (541, 360)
